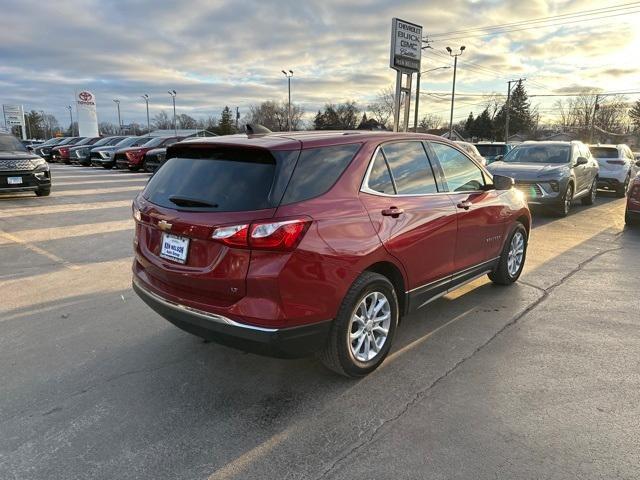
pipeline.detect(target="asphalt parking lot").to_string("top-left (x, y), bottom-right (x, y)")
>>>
top-left (1, 163), bottom-right (639, 480)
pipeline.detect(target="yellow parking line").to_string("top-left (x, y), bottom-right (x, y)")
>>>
top-left (0, 230), bottom-right (78, 270)
top-left (8, 219), bottom-right (134, 242)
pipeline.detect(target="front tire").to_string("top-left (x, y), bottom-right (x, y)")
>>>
top-left (36, 187), bottom-right (51, 197)
top-left (626, 209), bottom-right (637, 226)
top-left (489, 222), bottom-right (527, 285)
top-left (556, 183), bottom-right (573, 217)
top-left (318, 272), bottom-right (399, 377)
top-left (616, 175), bottom-right (630, 198)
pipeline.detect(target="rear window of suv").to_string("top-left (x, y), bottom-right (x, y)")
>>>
top-left (590, 147), bottom-right (618, 159)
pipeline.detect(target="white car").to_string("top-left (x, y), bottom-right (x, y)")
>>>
top-left (589, 144), bottom-right (639, 197)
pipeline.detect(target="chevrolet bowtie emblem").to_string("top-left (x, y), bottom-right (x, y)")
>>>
top-left (157, 220), bottom-right (172, 231)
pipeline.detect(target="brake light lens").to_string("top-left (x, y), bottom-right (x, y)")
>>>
top-left (211, 218), bottom-right (311, 251)
top-left (59, 147), bottom-right (69, 156)
top-left (126, 149), bottom-right (144, 163)
top-left (630, 185), bottom-right (640, 201)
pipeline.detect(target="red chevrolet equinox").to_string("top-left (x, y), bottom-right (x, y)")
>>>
top-left (132, 131), bottom-right (530, 376)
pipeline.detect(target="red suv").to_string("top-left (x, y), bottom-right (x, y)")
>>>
top-left (115, 136), bottom-right (182, 171)
top-left (625, 173), bottom-right (640, 226)
top-left (132, 131), bottom-right (530, 376)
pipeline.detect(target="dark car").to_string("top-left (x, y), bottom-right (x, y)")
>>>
top-left (34, 137), bottom-right (68, 161)
top-left (132, 131), bottom-right (530, 376)
top-left (142, 147), bottom-right (167, 173)
top-left (625, 170), bottom-right (640, 226)
top-left (488, 141), bottom-right (599, 216)
top-left (50, 137), bottom-right (86, 163)
top-left (0, 133), bottom-right (51, 196)
top-left (116, 136), bottom-right (183, 171)
top-left (474, 142), bottom-right (515, 164)
top-left (90, 136), bottom-right (145, 169)
top-left (70, 136), bottom-right (128, 166)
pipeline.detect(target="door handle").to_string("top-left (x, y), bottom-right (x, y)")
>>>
top-left (456, 201), bottom-right (472, 210)
top-left (381, 207), bottom-right (404, 218)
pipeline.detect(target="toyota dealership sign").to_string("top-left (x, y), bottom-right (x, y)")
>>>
top-left (390, 18), bottom-right (423, 72)
top-left (76, 90), bottom-right (99, 137)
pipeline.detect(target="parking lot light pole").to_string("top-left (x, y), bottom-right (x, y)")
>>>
top-left (142, 94), bottom-right (150, 137)
top-left (414, 65), bottom-right (451, 132)
top-left (66, 105), bottom-right (73, 136)
top-left (113, 99), bottom-right (122, 134)
top-left (168, 90), bottom-right (177, 136)
top-left (446, 46), bottom-right (465, 140)
top-left (40, 110), bottom-right (48, 138)
top-left (281, 70), bottom-right (293, 131)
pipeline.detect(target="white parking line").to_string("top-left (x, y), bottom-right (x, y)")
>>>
top-left (51, 186), bottom-right (144, 197)
top-left (8, 219), bottom-right (134, 241)
top-left (1, 200), bottom-right (132, 217)
top-left (53, 173), bottom-right (151, 179)
top-left (54, 179), bottom-right (150, 186)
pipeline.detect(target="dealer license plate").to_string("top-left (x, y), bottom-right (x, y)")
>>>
top-left (160, 233), bottom-right (190, 264)
top-left (7, 177), bottom-right (23, 185)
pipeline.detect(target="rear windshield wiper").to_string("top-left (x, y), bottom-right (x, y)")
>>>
top-left (168, 195), bottom-right (218, 208)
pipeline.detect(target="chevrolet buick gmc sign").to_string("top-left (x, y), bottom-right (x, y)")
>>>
top-left (390, 18), bottom-right (422, 72)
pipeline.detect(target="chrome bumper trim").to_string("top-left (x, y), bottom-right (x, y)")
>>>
top-left (133, 277), bottom-right (280, 333)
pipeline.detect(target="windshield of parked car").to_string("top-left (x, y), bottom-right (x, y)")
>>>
top-left (74, 137), bottom-right (97, 146)
top-left (503, 144), bottom-right (570, 164)
top-left (113, 137), bottom-right (140, 148)
top-left (475, 144), bottom-right (504, 157)
top-left (141, 137), bottom-right (168, 148)
top-left (0, 134), bottom-right (28, 152)
top-left (40, 138), bottom-right (62, 146)
top-left (91, 137), bottom-right (115, 147)
top-left (590, 147), bottom-right (618, 159)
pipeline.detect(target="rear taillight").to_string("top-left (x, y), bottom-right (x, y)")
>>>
top-left (60, 147), bottom-right (69, 156)
top-left (630, 185), bottom-right (640, 201)
top-left (606, 160), bottom-right (625, 165)
top-left (126, 150), bottom-right (144, 163)
top-left (211, 218), bottom-right (311, 251)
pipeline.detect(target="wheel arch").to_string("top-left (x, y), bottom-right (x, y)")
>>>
top-left (364, 261), bottom-right (408, 316)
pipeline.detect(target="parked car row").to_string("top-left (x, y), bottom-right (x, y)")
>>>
top-left (487, 140), bottom-right (640, 216)
top-left (32, 134), bottom-right (183, 172)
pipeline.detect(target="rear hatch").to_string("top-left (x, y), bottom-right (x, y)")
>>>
top-left (134, 144), bottom-right (300, 305)
top-left (591, 147), bottom-right (626, 174)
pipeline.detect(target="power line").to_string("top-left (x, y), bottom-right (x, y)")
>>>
top-left (428, 2), bottom-right (640, 38)
top-left (428, 8), bottom-right (640, 42)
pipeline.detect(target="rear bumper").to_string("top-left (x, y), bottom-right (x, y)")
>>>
top-left (598, 177), bottom-right (624, 189)
top-left (133, 277), bottom-right (331, 358)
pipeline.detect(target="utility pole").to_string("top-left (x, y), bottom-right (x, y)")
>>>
top-left (414, 65), bottom-right (450, 132)
top-left (168, 90), bottom-right (177, 136)
top-left (505, 78), bottom-right (525, 143)
top-left (113, 99), bottom-right (122, 133)
top-left (235, 106), bottom-right (239, 131)
top-left (589, 94), bottom-right (600, 144)
top-left (142, 94), bottom-right (150, 136)
top-left (66, 106), bottom-right (73, 136)
top-left (446, 46), bottom-right (465, 139)
top-left (282, 70), bottom-right (293, 131)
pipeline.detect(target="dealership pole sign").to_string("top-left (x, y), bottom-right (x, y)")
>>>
top-left (390, 18), bottom-right (422, 132)
top-left (390, 18), bottom-right (422, 73)
top-left (3, 104), bottom-right (26, 139)
top-left (76, 90), bottom-right (99, 137)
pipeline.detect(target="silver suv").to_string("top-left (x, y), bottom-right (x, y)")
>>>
top-left (589, 144), bottom-right (639, 197)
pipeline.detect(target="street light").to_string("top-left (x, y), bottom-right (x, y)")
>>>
top-left (281, 70), bottom-right (293, 131)
top-left (142, 94), bottom-right (150, 137)
top-left (113, 99), bottom-right (122, 133)
top-left (413, 65), bottom-right (451, 132)
top-left (40, 110), bottom-right (48, 138)
top-left (66, 105), bottom-right (73, 136)
top-left (168, 90), bottom-right (177, 136)
top-left (446, 45), bottom-right (465, 139)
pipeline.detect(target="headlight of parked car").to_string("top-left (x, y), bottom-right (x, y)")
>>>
top-left (100, 151), bottom-right (112, 158)
top-left (30, 158), bottom-right (48, 170)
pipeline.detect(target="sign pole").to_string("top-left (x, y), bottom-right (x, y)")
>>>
top-left (393, 70), bottom-right (402, 132)
top-left (402, 73), bottom-right (413, 132)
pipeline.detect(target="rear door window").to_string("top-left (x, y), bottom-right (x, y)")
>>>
top-left (367, 151), bottom-right (395, 194)
top-left (430, 142), bottom-right (485, 192)
top-left (381, 141), bottom-right (438, 194)
top-left (144, 148), bottom-right (282, 212)
top-left (280, 144), bottom-right (360, 204)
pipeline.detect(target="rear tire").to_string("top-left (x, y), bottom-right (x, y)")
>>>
top-left (489, 222), bottom-right (527, 285)
top-left (626, 210), bottom-right (637, 226)
top-left (318, 272), bottom-right (399, 377)
top-left (581, 178), bottom-right (597, 206)
top-left (36, 187), bottom-right (51, 197)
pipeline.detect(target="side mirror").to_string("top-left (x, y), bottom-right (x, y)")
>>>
top-left (495, 155), bottom-right (504, 162)
top-left (493, 174), bottom-right (515, 191)
top-left (576, 157), bottom-right (588, 166)
top-left (635, 160), bottom-right (640, 167)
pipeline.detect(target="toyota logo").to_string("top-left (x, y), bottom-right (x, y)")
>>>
top-left (78, 91), bottom-right (93, 102)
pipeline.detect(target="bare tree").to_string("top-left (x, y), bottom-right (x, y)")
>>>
top-left (177, 114), bottom-right (197, 129)
top-left (152, 110), bottom-right (172, 130)
top-left (418, 113), bottom-right (444, 130)
top-left (244, 101), bottom-right (304, 131)
top-left (367, 85), bottom-right (395, 128)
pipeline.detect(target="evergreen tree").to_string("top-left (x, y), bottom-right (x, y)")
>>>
top-left (465, 112), bottom-right (475, 138)
top-left (474, 108), bottom-right (493, 140)
top-left (217, 106), bottom-right (234, 135)
top-left (494, 80), bottom-right (533, 140)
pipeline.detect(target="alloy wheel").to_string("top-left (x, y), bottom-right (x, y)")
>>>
top-left (507, 231), bottom-right (525, 277)
top-left (349, 291), bottom-right (391, 362)
top-left (564, 185), bottom-right (573, 215)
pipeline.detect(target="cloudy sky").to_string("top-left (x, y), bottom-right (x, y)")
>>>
top-left (1, 0), bottom-right (639, 129)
